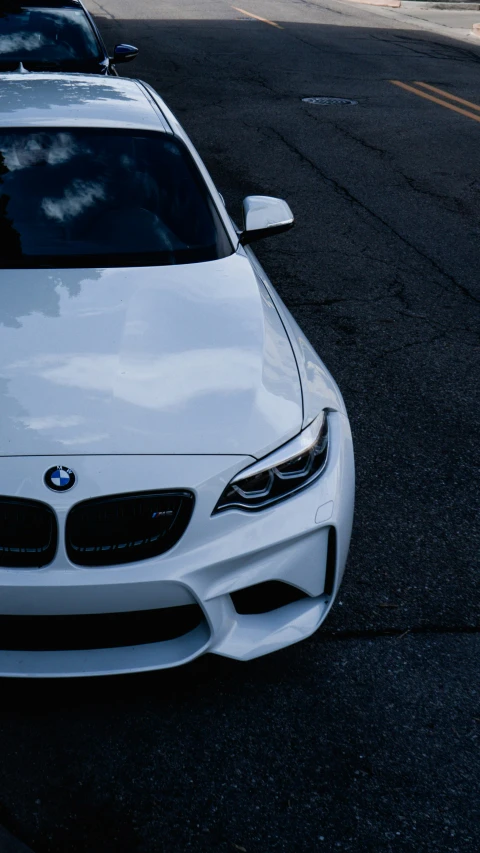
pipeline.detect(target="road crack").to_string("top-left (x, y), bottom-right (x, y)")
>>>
top-left (265, 127), bottom-right (480, 306)
top-left (89, 0), bottom-right (116, 20)
top-left (325, 122), bottom-right (464, 212)
top-left (328, 122), bottom-right (389, 158)
top-left (369, 33), bottom-right (480, 65)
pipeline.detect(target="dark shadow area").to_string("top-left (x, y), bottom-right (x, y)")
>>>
top-left (0, 8), bottom-right (479, 853)
top-left (0, 152), bottom-right (22, 259)
top-left (0, 635), bottom-right (479, 853)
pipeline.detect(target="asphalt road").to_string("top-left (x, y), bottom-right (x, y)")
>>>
top-left (1, 1), bottom-right (479, 851)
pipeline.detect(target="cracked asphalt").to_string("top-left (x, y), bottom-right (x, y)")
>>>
top-left (0, 1), bottom-right (479, 851)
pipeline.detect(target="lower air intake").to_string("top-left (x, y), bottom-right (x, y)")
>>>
top-left (0, 497), bottom-right (57, 568)
top-left (0, 604), bottom-right (204, 651)
top-left (66, 491), bottom-right (194, 567)
top-left (231, 581), bottom-right (308, 615)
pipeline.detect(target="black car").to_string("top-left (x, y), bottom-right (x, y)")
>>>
top-left (0, 0), bottom-right (138, 74)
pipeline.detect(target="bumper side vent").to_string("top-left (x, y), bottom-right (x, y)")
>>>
top-left (0, 604), bottom-right (204, 651)
top-left (231, 581), bottom-right (308, 615)
top-left (324, 527), bottom-right (336, 597)
top-left (0, 497), bottom-right (57, 568)
top-left (66, 491), bottom-right (194, 567)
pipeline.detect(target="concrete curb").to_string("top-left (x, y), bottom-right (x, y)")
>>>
top-left (347, 0), bottom-right (480, 7)
top-left (0, 825), bottom-right (35, 853)
top-left (405, 2), bottom-right (480, 8)
top-left (346, 0), bottom-right (401, 6)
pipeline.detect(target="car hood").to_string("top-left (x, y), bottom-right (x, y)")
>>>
top-left (0, 254), bottom-right (303, 457)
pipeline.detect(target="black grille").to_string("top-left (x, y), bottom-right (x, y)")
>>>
top-left (0, 605), bottom-right (204, 651)
top-left (0, 497), bottom-right (57, 568)
top-left (66, 491), bottom-right (194, 567)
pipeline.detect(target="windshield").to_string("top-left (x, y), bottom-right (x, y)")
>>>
top-left (0, 128), bottom-right (233, 268)
top-left (0, 6), bottom-right (102, 68)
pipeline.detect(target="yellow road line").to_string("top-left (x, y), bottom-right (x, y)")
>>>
top-left (232, 6), bottom-right (283, 28)
top-left (390, 80), bottom-right (480, 124)
top-left (414, 81), bottom-right (480, 113)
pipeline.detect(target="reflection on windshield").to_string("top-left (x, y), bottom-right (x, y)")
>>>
top-left (0, 32), bottom-right (46, 53)
top-left (0, 129), bottom-right (233, 268)
top-left (42, 179), bottom-right (106, 222)
top-left (0, 6), bottom-right (101, 66)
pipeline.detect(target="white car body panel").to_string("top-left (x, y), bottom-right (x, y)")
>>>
top-left (245, 246), bottom-right (347, 426)
top-left (0, 74), bottom-right (170, 132)
top-left (0, 412), bottom-right (354, 677)
top-left (0, 74), bottom-right (355, 677)
top-left (0, 256), bottom-right (303, 458)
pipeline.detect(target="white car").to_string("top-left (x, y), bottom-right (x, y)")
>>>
top-left (0, 74), bottom-right (354, 677)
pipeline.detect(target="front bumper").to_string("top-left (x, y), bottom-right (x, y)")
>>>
top-left (0, 412), bottom-right (354, 677)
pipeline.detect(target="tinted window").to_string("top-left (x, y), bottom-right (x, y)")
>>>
top-left (0, 129), bottom-right (233, 268)
top-left (0, 6), bottom-right (102, 68)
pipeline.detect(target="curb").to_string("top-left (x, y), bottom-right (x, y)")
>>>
top-left (406, 2), bottom-right (480, 8)
top-left (346, 0), bottom-right (401, 6)
top-left (0, 825), bottom-right (35, 853)
top-left (346, 0), bottom-right (480, 7)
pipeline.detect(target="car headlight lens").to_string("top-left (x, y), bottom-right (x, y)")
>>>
top-left (214, 413), bottom-right (329, 513)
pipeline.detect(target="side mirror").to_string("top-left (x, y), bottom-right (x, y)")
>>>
top-left (112, 44), bottom-right (139, 64)
top-left (239, 196), bottom-right (294, 245)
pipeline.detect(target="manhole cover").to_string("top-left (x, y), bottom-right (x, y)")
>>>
top-left (302, 96), bottom-right (357, 105)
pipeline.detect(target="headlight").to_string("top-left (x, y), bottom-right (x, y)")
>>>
top-left (214, 413), bottom-right (329, 513)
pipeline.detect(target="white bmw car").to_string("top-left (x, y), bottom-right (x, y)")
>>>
top-left (0, 74), bottom-right (354, 677)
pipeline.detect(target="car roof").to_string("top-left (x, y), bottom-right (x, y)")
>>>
top-left (0, 74), bottom-right (171, 131)
top-left (4, 1), bottom-right (87, 8)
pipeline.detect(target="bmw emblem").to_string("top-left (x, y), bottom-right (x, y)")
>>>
top-left (45, 465), bottom-right (76, 492)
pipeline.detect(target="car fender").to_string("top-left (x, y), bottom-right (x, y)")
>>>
top-left (244, 246), bottom-right (348, 426)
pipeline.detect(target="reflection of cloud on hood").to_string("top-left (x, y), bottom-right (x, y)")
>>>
top-left (13, 415), bottom-right (84, 431)
top-left (42, 180), bottom-right (105, 222)
top-left (57, 432), bottom-right (109, 446)
top-left (0, 32), bottom-right (47, 54)
top-left (10, 349), bottom-right (301, 437)
top-left (2, 132), bottom-right (81, 171)
top-left (11, 350), bottom-right (260, 411)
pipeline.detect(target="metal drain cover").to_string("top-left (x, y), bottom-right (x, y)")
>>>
top-left (302, 96), bottom-right (357, 106)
